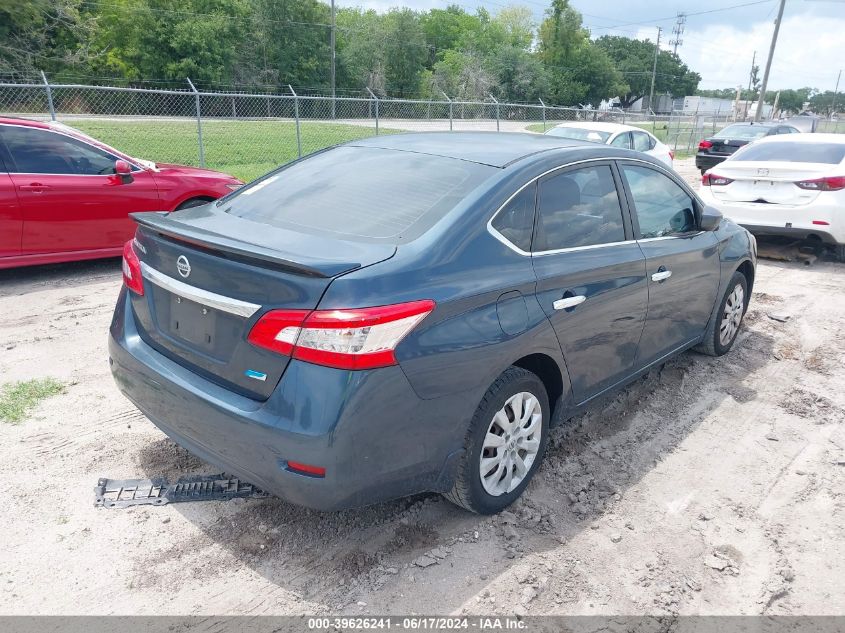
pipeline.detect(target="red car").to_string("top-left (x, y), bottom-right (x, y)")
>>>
top-left (0, 117), bottom-right (243, 269)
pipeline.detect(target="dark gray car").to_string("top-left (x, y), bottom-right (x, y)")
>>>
top-left (109, 133), bottom-right (756, 514)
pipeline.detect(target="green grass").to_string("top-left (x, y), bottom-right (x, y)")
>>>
top-left (0, 378), bottom-right (65, 424)
top-left (525, 123), bottom-right (546, 133)
top-left (70, 119), bottom-right (399, 182)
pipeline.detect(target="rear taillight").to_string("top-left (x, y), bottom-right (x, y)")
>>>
top-left (121, 239), bottom-right (144, 295)
top-left (668, 150), bottom-right (675, 161)
top-left (248, 300), bottom-right (435, 370)
top-left (701, 173), bottom-right (733, 186)
top-left (795, 176), bottom-right (845, 191)
top-left (698, 140), bottom-right (713, 150)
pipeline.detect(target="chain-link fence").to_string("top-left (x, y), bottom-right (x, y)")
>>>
top-left (0, 78), bottom-right (755, 181)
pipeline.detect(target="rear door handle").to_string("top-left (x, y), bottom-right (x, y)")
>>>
top-left (651, 270), bottom-right (672, 282)
top-left (20, 183), bottom-right (49, 192)
top-left (553, 295), bottom-right (586, 310)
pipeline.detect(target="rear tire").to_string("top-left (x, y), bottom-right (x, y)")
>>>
top-left (696, 271), bottom-right (748, 357)
top-left (443, 366), bottom-right (549, 514)
top-left (835, 244), bottom-right (845, 263)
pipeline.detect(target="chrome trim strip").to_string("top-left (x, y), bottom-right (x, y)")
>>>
top-left (140, 262), bottom-right (261, 318)
top-left (487, 156), bottom-right (690, 256)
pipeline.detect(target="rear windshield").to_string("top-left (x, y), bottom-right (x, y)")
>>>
top-left (732, 142), bottom-right (845, 164)
top-left (220, 146), bottom-right (496, 243)
top-left (546, 127), bottom-right (611, 143)
top-left (714, 124), bottom-right (770, 140)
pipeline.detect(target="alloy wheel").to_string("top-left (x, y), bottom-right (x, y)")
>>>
top-left (719, 283), bottom-right (745, 346)
top-left (479, 391), bottom-right (542, 496)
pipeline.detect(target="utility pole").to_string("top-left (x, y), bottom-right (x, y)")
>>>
top-left (754, 0), bottom-right (785, 122)
top-left (648, 27), bottom-right (662, 114)
top-left (330, 0), bottom-right (336, 119)
top-left (670, 13), bottom-right (686, 55)
top-left (832, 69), bottom-right (842, 118)
top-left (745, 50), bottom-right (756, 120)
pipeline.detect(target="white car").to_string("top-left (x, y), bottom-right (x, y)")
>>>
top-left (698, 133), bottom-right (845, 261)
top-left (544, 121), bottom-right (674, 167)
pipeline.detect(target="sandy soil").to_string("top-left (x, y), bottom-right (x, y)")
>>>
top-left (0, 158), bottom-right (843, 616)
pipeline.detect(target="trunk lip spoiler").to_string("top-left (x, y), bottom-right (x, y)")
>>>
top-left (140, 262), bottom-right (262, 318)
top-left (131, 211), bottom-right (387, 279)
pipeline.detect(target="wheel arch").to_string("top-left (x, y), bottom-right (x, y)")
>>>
top-left (173, 194), bottom-right (216, 211)
top-left (736, 258), bottom-right (755, 299)
top-left (511, 352), bottom-right (565, 422)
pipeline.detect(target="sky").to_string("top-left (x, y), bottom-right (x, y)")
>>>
top-left (335, 0), bottom-right (845, 92)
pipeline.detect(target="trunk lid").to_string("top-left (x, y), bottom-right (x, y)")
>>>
top-left (705, 138), bottom-right (748, 157)
top-left (708, 161), bottom-right (832, 205)
top-left (129, 209), bottom-right (396, 399)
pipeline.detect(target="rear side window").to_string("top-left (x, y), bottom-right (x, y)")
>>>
top-left (620, 164), bottom-right (696, 239)
top-left (632, 131), bottom-right (654, 151)
top-left (732, 142), bottom-right (845, 164)
top-left (1, 125), bottom-right (117, 175)
top-left (222, 146), bottom-right (495, 243)
top-left (492, 183), bottom-right (535, 252)
top-left (534, 165), bottom-right (625, 251)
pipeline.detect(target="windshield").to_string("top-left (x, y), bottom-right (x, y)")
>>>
top-left (545, 127), bottom-right (611, 143)
top-left (714, 124), bottom-right (771, 140)
top-left (220, 146), bottom-right (496, 243)
top-left (732, 142), bottom-right (845, 164)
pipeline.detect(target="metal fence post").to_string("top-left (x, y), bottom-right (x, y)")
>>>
top-left (441, 92), bottom-right (452, 131)
top-left (489, 94), bottom-right (500, 132)
top-left (40, 71), bottom-right (56, 121)
top-left (539, 98), bottom-right (546, 131)
top-left (186, 78), bottom-right (205, 167)
top-left (366, 87), bottom-right (379, 135)
top-left (288, 85), bottom-right (302, 159)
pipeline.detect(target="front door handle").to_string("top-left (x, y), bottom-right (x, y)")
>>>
top-left (20, 183), bottom-right (48, 192)
top-left (553, 295), bottom-right (586, 310)
top-left (651, 270), bottom-right (672, 282)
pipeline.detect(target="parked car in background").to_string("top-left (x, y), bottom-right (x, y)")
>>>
top-left (0, 117), bottom-right (242, 270)
top-left (544, 122), bottom-right (674, 167)
top-left (695, 122), bottom-right (800, 174)
top-left (110, 132), bottom-right (756, 515)
top-left (699, 133), bottom-right (845, 262)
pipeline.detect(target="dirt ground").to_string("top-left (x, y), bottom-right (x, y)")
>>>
top-left (0, 158), bottom-right (843, 616)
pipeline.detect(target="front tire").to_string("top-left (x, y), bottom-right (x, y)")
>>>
top-left (696, 270), bottom-right (748, 356)
top-left (835, 243), bottom-right (845, 263)
top-left (443, 366), bottom-right (549, 514)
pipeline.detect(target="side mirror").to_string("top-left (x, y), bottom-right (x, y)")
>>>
top-left (114, 159), bottom-right (134, 184)
top-left (699, 205), bottom-right (723, 231)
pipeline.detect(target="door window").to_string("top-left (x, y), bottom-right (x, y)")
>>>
top-left (609, 132), bottom-right (632, 149)
top-left (632, 131), bottom-right (654, 151)
top-left (1, 126), bottom-right (117, 175)
top-left (620, 164), bottom-right (697, 239)
top-left (534, 165), bottom-right (626, 251)
top-left (491, 183), bottom-right (535, 252)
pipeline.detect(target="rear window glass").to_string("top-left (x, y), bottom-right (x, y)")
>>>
top-left (732, 142), bottom-right (845, 164)
top-left (714, 124), bottom-right (770, 140)
top-left (546, 127), bottom-right (611, 143)
top-left (221, 146), bottom-right (495, 243)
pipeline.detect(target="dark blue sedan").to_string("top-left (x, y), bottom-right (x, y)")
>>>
top-left (109, 132), bottom-right (756, 514)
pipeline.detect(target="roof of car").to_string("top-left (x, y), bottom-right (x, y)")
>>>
top-left (745, 132), bottom-right (845, 144)
top-left (0, 116), bottom-right (52, 129)
top-left (724, 122), bottom-right (780, 128)
top-left (550, 121), bottom-right (642, 133)
top-left (349, 132), bottom-right (596, 168)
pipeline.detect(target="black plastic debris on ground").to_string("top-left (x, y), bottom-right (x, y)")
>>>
top-left (94, 473), bottom-right (270, 508)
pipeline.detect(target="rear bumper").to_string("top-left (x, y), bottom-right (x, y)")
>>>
top-left (108, 288), bottom-right (468, 511)
top-left (697, 192), bottom-right (844, 245)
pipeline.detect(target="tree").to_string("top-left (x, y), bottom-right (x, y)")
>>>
top-left (0, 0), bottom-right (94, 74)
top-left (494, 5), bottom-right (534, 49)
top-left (766, 87), bottom-right (814, 114)
top-left (336, 8), bottom-right (386, 94)
top-left (809, 90), bottom-right (838, 116)
top-left (537, 0), bottom-right (625, 106)
top-left (489, 46), bottom-right (549, 102)
top-left (425, 49), bottom-right (495, 100)
top-left (595, 34), bottom-right (700, 108)
top-left (382, 8), bottom-right (428, 97)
